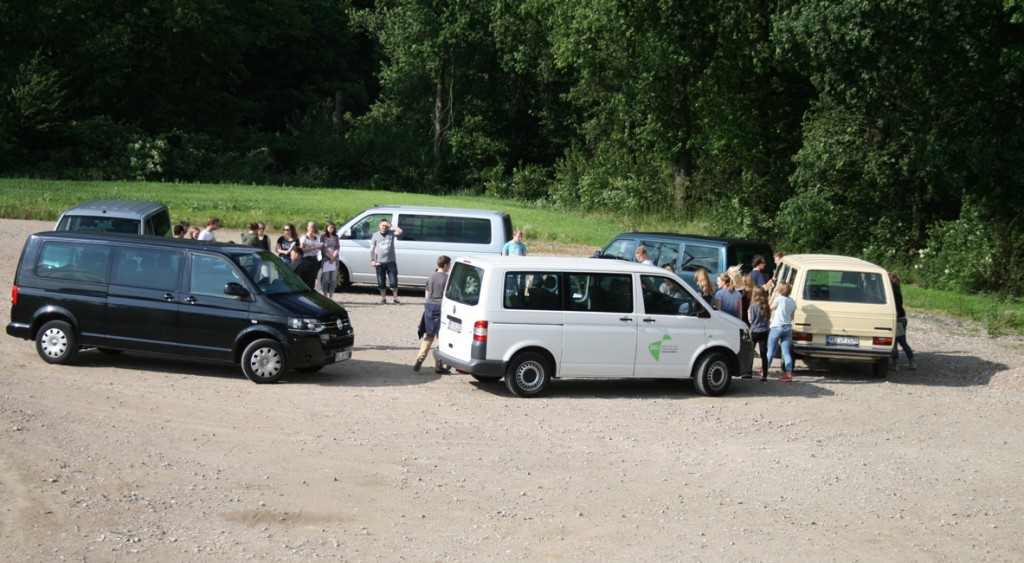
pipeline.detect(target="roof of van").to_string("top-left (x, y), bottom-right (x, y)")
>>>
top-left (362, 205), bottom-right (509, 218)
top-left (610, 232), bottom-right (771, 246)
top-left (27, 230), bottom-right (259, 256)
top-left (60, 199), bottom-right (168, 218)
top-left (457, 255), bottom-right (672, 273)
top-left (781, 254), bottom-right (888, 272)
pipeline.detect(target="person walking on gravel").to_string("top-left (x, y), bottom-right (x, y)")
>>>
top-left (414, 255), bottom-right (451, 373)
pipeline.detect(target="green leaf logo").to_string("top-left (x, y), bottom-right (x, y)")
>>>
top-left (648, 334), bottom-right (672, 361)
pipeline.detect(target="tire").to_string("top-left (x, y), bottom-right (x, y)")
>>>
top-left (294, 365), bottom-right (325, 374)
top-left (505, 352), bottom-right (551, 397)
top-left (241, 339), bottom-right (287, 383)
top-left (872, 358), bottom-right (888, 379)
top-left (471, 375), bottom-right (502, 383)
top-left (36, 320), bottom-right (79, 365)
top-left (337, 265), bottom-right (351, 290)
top-left (692, 352), bottom-right (732, 397)
top-left (97, 348), bottom-right (124, 355)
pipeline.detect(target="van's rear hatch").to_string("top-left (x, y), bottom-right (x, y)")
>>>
top-left (793, 269), bottom-right (895, 360)
top-left (438, 260), bottom-right (487, 366)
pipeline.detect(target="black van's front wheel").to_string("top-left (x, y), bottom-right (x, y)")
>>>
top-left (505, 352), bottom-right (551, 397)
top-left (36, 320), bottom-right (78, 364)
top-left (241, 339), bottom-right (286, 383)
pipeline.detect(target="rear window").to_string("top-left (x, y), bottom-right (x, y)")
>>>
top-left (803, 270), bottom-right (887, 304)
top-left (446, 262), bottom-right (484, 305)
top-left (57, 215), bottom-right (142, 234)
top-left (400, 214), bottom-right (492, 244)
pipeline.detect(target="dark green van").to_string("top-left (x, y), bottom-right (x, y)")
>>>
top-left (6, 231), bottom-right (354, 383)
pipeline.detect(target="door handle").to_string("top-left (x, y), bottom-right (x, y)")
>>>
top-left (163, 293), bottom-right (175, 301)
top-left (619, 317), bottom-right (633, 322)
top-left (186, 296), bottom-right (197, 304)
top-left (642, 318), bottom-right (657, 323)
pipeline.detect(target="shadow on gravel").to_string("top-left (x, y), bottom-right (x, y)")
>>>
top-left (465, 376), bottom-right (838, 400)
top-left (794, 353), bottom-right (1007, 389)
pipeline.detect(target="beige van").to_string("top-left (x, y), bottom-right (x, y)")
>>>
top-left (773, 254), bottom-right (896, 377)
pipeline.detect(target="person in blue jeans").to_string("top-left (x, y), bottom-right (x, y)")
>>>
top-left (889, 273), bottom-right (916, 370)
top-left (766, 280), bottom-right (797, 381)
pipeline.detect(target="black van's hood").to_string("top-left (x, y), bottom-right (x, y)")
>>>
top-left (268, 291), bottom-right (347, 318)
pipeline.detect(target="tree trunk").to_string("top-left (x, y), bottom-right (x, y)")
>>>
top-left (433, 62), bottom-right (445, 162)
top-left (332, 91), bottom-right (345, 132)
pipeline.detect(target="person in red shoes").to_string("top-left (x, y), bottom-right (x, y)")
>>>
top-left (766, 281), bottom-right (797, 381)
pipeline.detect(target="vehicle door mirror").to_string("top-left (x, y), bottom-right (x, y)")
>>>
top-left (339, 227), bottom-right (352, 239)
top-left (592, 250), bottom-right (603, 258)
top-left (224, 282), bottom-right (251, 299)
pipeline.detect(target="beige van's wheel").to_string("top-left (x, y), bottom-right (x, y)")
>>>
top-left (693, 352), bottom-right (732, 396)
top-left (241, 339), bottom-right (286, 383)
top-left (36, 320), bottom-right (79, 364)
top-left (505, 352), bottom-right (551, 397)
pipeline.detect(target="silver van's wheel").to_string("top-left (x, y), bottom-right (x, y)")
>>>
top-left (241, 339), bottom-right (286, 383)
top-left (693, 352), bottom-right (732, 397)
top-left (505, 352), bottom-right (551, 397)
top-left (36, 320), bottom-right (79, 364)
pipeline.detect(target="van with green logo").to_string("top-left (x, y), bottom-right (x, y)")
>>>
top-left (435, 256), bottom-right (753, 397)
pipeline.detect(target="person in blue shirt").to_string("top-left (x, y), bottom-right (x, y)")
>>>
top-left (751, 254), bottom-right (768, 288)
top-left (502, 230), bottom-right (527, 256)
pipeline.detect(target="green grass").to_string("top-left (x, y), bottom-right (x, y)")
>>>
top-left (3, 178), bottom-right (1022, 336)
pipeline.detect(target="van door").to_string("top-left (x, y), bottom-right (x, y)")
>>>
top-left (106, 247), bottom-right (183, 355)
top-left (560, 272), bottom-right (637, 377)
top-left (176, 253), bottom-right (253, 361)
top-left (439, 260), bottom-right (486, 363)
top-left (634, 273), bottom-right (707, 378)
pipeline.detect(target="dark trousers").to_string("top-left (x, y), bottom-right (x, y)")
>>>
top-left (752, 330), bottom-right (769, 374)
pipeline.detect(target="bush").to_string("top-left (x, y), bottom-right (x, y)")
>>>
top-left (915, 201), bottom-right (994, 293)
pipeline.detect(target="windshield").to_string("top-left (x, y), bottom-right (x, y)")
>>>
top-left (232, 251), bottom-right (310, 296)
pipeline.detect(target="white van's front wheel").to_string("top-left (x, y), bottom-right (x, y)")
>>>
top-left (693, 352), bottom-right (732, 397)
top-left (505, 352), bottom-right (551, 398)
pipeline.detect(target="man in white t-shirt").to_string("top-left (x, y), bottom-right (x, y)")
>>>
top-left (197, 217), bottom-right (220, 241)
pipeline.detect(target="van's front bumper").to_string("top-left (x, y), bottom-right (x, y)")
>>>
top-left (434, 349), bottom-right (505, 377)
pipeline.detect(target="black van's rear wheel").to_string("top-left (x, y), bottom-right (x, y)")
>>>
top-left (241, 339), bottom-right (286, 383)
top-left (36, 320), bottom-right (78, 364)
top-left (505, 352), bottom-right (551, 397)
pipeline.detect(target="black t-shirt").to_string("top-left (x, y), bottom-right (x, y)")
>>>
top-left (289, 256), bottom-right (319, 290)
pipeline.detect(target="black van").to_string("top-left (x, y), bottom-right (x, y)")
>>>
top-left (6, 232), bottom-right (354, 383)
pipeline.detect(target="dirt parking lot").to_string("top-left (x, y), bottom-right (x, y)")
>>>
top-left (1, 218), bottom-right (1023, 561)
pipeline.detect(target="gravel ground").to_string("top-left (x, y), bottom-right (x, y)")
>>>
top-left (1, 219), bottom-right (1023, 561)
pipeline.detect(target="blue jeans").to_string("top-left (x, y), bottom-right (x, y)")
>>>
top-left (375, 261), bottom-right (398, 291)
top-left (766, 324), bottom-right (794, 374)
top-left (891, 317), bottom-right (914, 361)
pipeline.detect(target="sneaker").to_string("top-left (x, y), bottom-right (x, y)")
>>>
top-left (779, 373), bottom-right (793, 381)
top-left (760, 375), bottom-right (767, 383)
top-left (741, 374), bottom-right (752, 379)
top-left (434, 358), bottom-right (451, 374)
top-left (393, 298), bottom-right (401, 305)
top-left (758, 369), bottom-right (765, 377)
top-left (413, 356), bottom-right (424, 372)
top-left (907, 361), bottom-right (917, 370)
top-left (379, 298), bottom-right (387, 304)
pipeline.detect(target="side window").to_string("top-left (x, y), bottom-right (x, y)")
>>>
top-left (349, 213), bottom-right (392, 240)
top-left (504, 272), bottom-right (561, 310)
top-left (189, 254), bottom-right (244, 298)
top-left (149, 211), bottom-right (171, 237)
top-left (652, 242), bottom-right (680, 269)
top-left (680, 244), bottom-right (719, 274)
top-left (446, 261), bottom-right (484, 306)
top-left (400, 215), bottom-right (492, 244)
top-left (562, 273), bottom-right (632, 313)
top-left (601, 239), bottom-right (635, 261)
top-left (641, 275), bottom-right (701, 316)
top-left (112, 248), bottom-right (182, 291)
top-left (36, 242), bottom-right (111, 283)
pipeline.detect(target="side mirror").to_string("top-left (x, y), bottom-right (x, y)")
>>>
top-left (340, 227), bottom-right (352, 239)
top-left (592, 250), bottom-right (602, 258)
top-left (224, 282), bottom-right (251, 299)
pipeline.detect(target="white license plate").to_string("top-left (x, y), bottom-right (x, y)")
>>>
top-left (334, 351), bottom-right (352, 362)
top-left (449, 319), bottom-right (462, 333)
top-left (826, 335), bottom-right (859, 346)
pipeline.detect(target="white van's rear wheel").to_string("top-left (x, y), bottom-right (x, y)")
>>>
top-left (505, 352), bottom-right (551, 397)
top-left (693, 352), bottom-right (731, 396)
top-left (36, 320), bottom-right (78, 364)
top-left (242, 339), bottom-right (286, 383)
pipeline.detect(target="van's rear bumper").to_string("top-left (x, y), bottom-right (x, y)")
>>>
top-left (6, 322), bottom-right (29, 340)
top-left (434, 349), bottom-right (504, 377)
top-left (793, 344), bottom-right (890, 361)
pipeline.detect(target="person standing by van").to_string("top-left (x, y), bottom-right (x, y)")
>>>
top-left (289, 244), bottom-right (318, 290)
top-left (197, 217), bottom-right (220, 241)
top-left (745, 285), bottom-right (771, 382)
top-left (414, 255), bottom-right (451, 373)
top-left (715, 273), bottom-right (743, 320)
top-left (766, 281), bottom-right (797, 381)
top-left (319, 221), bottom-right (341, 300)
top-left (502, 230), bottom-right (528, 256)
top-left (751, 255), bottom-right (768, 287)
top-left (241, 223), bottom-right (262, 247)
top-left (371, 218), bottom-right (403, 304)
top-left (890, 273), bottom-right (916, 370)
top-left (694, 268), bottom-right (715, 304)
top-left (276, 224), bottom-right (298, 263)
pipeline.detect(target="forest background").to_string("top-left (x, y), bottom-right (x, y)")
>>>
top-left (1, 0), bottom-right (1022, 297)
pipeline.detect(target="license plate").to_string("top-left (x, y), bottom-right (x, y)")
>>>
top-left (449, 319), bottom-right (462, 333)
top-left (334, 351), bottom-right (352, 362)
top-left (826, 335), bottom-right (859, 346)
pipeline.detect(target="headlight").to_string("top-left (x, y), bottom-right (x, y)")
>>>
top-left (288, 317), bottom-right (324, 332)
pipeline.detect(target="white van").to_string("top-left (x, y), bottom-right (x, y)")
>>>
top-left (55, 199), bottom-right (172, 237)
top-left (337, 206), bottom-right (513, 287)
top-left (435, 256), bottom-right (754, 397)
top-left (773, 254), bottom-right (896, 377)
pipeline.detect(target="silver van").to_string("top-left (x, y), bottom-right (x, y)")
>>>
top-left (337, 206), bottom-right (513, 287)
top-left (55, 199), bottom-right (172, 237)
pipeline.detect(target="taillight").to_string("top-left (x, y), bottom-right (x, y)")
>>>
top-left (873, 336), bottom-right (892, 346)
top-left (10, 285), bottom-right (16, 305)
top-left (792, 331), bottom-right (812, 342)
top-left (473, 321), bottom-right (488, 341)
